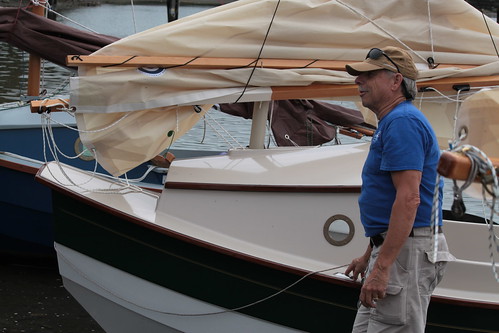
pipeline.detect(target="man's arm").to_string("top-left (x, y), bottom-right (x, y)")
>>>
top-left (359, 169), bottom-right (421, 308)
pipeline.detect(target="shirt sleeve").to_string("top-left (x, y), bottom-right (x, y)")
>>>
top-left (380, 116), bottom-right (426, 172)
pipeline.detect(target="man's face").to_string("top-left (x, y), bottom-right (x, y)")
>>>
top-left (354, 70), bottom-right (396, 115)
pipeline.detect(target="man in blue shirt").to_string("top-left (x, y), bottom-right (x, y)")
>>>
top-left (344, 46), bottom-right (454, 332)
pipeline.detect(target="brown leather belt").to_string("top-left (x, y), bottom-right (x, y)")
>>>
top-left (370, 227), bottom-right (443, 248)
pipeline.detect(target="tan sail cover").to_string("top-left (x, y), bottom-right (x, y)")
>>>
top-left (71, 0), bottom-right (499, 176)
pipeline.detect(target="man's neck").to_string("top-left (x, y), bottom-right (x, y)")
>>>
top-left (376, 95), bottom-right (407, 120)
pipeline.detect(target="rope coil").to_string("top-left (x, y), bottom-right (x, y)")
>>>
top-left (442, 145), bottom-right (499, 283)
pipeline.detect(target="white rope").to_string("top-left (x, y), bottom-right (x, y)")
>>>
top-left (40, 108), bottom-right (131, 134)
top-left (283, 134), bottom-right (299, 147)
top-left (130, 0), bottom-right (138, 34)
top-left (430, 173), bottom-right (441, 264)
top-left (447, 145), bottom-right (499, 283)
top-left (39, 112), bottom-right (161, 196)
top-left (451, 89), bottom-right (464, 143)
top-left (426, 0), bottom-right (435, 62)
top-left (55, 241), bottom-right (348, 317)
top-left (204, 110), bottom-right (245, 149)
top-left (32, 0), bottom-right (100, 34)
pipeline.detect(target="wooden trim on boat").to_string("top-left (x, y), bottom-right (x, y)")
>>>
top-left (65, 55), bottom-right (478, 71)
top-left (0, 156), bottom-right (40, 175)
top-left (30, 98), bottom-right (70, 113)
top-left (165, 181), bottom-right (361, 193)
top-left (417, 75), bottom-right (499, 93)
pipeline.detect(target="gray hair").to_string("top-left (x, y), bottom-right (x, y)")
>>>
top-left (402, 77), bottom-right (417, 100)
top-left (384, 70), bottom-right (417, 100)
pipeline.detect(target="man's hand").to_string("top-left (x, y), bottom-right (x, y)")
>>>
top-left (345, 246), bottom-right (371, 281)
top-left (359, 263), bottom-right (389, 308)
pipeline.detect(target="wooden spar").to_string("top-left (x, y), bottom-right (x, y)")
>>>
top-left (27, 1), bottom-right (46, 97)
top-left (269, 74), bottom-right (499, 100)
top-left (29, 74), bottom-right (499, 113)
top-left (66, 55), bottom-right (478, 71)
top-left (438, 151), bottom-right (499, 181)
top-left (30, 98), bottom-right (70, 113)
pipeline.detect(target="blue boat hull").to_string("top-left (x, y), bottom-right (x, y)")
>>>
top-left (0, 125), bottom-right (164, 257)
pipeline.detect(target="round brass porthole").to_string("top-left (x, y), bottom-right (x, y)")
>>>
top-left (323, 214), bottom-right (355, 246)
top-left (74, 137), bottom-right (95, 161)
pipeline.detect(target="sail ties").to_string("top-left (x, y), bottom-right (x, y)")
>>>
top-left (234, 0), bottom-right (281, 103)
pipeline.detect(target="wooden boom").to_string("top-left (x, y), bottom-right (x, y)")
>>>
top-left (438, 151), bottom-right (499, 181)
top-left (30, 55), bottom-right (499, 112)
top-left (30, 73), bottom-right (499, 113)
top-left (66, 55), bottom-right (478, 70)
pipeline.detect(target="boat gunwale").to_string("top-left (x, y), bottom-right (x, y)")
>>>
top-left (35, 163), bottom-right (499, 312)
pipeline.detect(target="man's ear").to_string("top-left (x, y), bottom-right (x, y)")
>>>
top-left (392, 73), bottom-right (404, 91)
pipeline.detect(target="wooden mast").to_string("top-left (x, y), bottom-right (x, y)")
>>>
top-left (27, 0), bottom-right (46, 98)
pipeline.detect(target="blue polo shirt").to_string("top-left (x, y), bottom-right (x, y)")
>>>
top-left (358, 101), bottom-right (443, 237)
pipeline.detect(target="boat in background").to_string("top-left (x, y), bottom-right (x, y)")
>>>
top-left (0, 3), bottom-right (120, 256)
top-left (0, 3), bottom-right (199, 256)
top-left (34, 0), bottom-right (499, 331)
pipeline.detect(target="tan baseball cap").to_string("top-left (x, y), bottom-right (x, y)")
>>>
top-left (346, 46), bottom-right (418, 80)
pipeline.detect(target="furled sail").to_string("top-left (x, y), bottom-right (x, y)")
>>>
top-left (0, 7), bottom-right (118, 69)
top-left (70, 0), bottom-right (499, 176)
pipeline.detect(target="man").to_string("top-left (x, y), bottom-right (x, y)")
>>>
top-left (344, 46), bottom-right (454, 332)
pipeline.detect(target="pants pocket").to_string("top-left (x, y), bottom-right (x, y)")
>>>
top-left (371, 284), bottom-right (407, 325)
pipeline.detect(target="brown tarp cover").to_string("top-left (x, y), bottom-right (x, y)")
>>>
top-left (219, 100), bottom-right (366, 146)
top-left (0, 7), bottom-right (118, 68)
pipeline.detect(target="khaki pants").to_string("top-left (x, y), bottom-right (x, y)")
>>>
top-left (352, 228), bottom-right (454, 333)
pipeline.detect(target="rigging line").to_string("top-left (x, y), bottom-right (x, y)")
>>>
top-left (451, 145), bottom-right (499, 283)
top-left (33, 2), bottom-right (100, 34)
top-left (426, 0), bottom-right (435, 61)
top-left (481, 10), bottom-right (499, 58)
top-left (301, 59), bottom-right (319, 68)
top-left (336, 0), bottom-right (427, 64)
top-left (130, 0), bottom-right (138, 34)
top-left (164, 56), bottom-right (200, 69)
top-left (103, 56), bottom-right (138, 68)
top-left (102, 56), bottom-right (201, 69)
top-left (451, 88), bottom-right (464, 143)
top-left (42, 118), bottom-right (151, 196)
top-left (204, 111), bottom-right (244, 149)
top-left (233, 0), bottom-right (281, 103)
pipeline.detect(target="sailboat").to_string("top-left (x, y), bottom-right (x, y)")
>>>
top-left (35, 0), bottom-right (498, 331)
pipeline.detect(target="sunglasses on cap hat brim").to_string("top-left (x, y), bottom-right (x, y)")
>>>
top-left (366, 48), bottom-right (401, 74)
